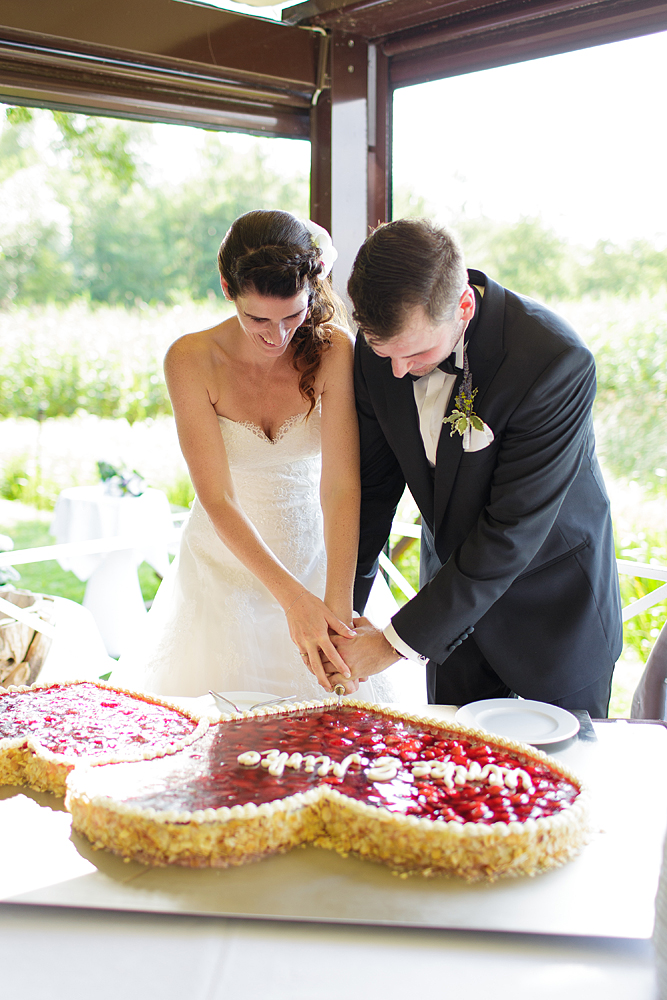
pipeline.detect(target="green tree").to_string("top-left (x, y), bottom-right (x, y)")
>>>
top-left (0, 106), bottom-right (39, 181)
top-left (593, 323), bottom-right (667, 487)
top-left (578, 238), bottom-right (667, 298)
top-left (1, 106), bottom-right (309, 308)
top-left (456, 215), bottom-right (571, 300)
top-left (0, 220), bottom-right (74, 305)
top-left (50, 110), bottom-right (145, 189)
top-left (392, 184), bottom-right (434, 222)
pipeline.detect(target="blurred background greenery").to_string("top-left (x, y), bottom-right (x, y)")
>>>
top-left (1, 105), bottom-right (666, 717)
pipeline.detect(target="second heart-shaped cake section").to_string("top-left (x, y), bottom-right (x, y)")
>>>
top-left (67, 700), bottom-right (588, 880)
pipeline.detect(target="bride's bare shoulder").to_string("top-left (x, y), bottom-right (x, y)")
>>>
top-left (320, 322), bottom-right (354, 367)
top-left (326, 322), bottom-right (354, 345)
top-left (165, 322), bottom-right (228, 375)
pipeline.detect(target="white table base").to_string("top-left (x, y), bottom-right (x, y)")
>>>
top-left (82, 550), bottom-right (148, 659)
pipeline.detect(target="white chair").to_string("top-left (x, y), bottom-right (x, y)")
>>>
top-left (631, 622), bottom-right (667, 720)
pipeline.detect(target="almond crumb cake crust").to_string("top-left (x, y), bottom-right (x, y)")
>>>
top-left (66, 699), bottom-right (589, 880)
top-left (0, 681), bottom-right (207, 797)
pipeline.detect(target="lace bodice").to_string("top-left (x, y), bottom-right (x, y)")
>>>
top-left (213, 406), bottom-right (323, 579)
top-left (113, 398), bottom-right (419, 703)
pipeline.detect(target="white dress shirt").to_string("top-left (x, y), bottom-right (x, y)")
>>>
top-left (412, 334), bottom-right (465, 467)
top-left (382, 338), bottom-right (464, 665)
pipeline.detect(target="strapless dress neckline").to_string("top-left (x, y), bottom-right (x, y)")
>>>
top-left (217, 411), bottom-right (307, 445)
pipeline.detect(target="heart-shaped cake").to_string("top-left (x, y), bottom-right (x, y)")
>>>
top-left (67, 699), bottom-right (588, 880)
top-left (0, 681), bottom-right (207, 797)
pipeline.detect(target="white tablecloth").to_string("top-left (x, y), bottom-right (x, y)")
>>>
top-left (0, 903), bottom-right (654, 1000)
top-left (51, 485), bottom-right (173, 580)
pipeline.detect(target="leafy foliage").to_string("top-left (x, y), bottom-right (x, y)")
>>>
top-left (0, 300), bottom-right (175, 425)
top-left (579, 299), bottom-right (667, 491)
top-left (453, 214), bottom-right (667, 302)
top-left (456, 216), bottom-right (572, 301)
top-left (0, 107), bottom-right (308, 309)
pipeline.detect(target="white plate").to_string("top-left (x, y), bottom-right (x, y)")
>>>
top-left (212, 690), bottom-right (276, 712)
top-left (454, 698), bottom-right (580, 746)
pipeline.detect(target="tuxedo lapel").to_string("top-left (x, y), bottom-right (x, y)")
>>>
top-left (433, 271), bottom-right (507, 536)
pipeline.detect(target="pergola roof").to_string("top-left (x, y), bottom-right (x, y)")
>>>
top-left (285, 0), bottom-right (667, 86)
top-left (0, 0), bottom-right (321, 137)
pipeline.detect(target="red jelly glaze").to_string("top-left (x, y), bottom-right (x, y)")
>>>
top-left (119, 707), bottom-right (579, 826)
top-left (0, 683), bottom-right (198, 758)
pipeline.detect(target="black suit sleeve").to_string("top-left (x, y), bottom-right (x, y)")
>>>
top-left (391, 341), bottom-right (597, 661)
top-left (353, 336), bottom-right (406, 612)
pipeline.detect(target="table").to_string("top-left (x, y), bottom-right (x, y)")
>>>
top-left (50, 485), bottom-right (173, 657)
top-left (0, 710), bottom-right (664, 998)
top-left (0, 903), bottom-right (654, 1000)
top-left (32, 595), bottom-right (114, 684)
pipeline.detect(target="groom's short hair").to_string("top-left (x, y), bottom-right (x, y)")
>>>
top-left (348, 219), bottom-right (468, 342)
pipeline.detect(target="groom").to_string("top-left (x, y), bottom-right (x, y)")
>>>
top-left (329, 219), bottom-right (622, 717)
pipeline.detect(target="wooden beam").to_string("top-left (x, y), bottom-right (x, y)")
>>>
top-left (388, 1), bottom-right (667, 88)
top-left (310, 91), bottom-right (333, 229)
top-left (0, 0), bottom-right (321, 137)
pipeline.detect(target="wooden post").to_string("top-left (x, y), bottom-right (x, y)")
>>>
top-left (311, 31), bottom-right (392, 309)
top-left (367, 43), bottom-right (392, 232)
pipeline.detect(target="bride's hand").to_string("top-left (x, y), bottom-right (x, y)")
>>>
top-left (285, 592), bottom-right (356, 691)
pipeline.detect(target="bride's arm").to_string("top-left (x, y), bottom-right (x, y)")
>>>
top-left (164, 333), bottom-right (353, 687)
top-left (319, 328), bottom-right (361, 628)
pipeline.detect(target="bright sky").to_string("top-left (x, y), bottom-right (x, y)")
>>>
top-left (392, 29), bottom-right (667, 248)
top-left (176, 0), bottom-right (295, 22)
top-left (143, 126), bottom-right (311, 187)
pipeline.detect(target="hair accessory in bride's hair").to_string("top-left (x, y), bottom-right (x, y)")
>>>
top-left (299, 219), bottom-right (338, 278)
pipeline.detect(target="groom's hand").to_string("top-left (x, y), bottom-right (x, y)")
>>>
top-left (329, 617), bottom-right (402, 680)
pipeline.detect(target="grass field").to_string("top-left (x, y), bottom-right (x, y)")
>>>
top-left (0, 503), bottom-right (163, 607)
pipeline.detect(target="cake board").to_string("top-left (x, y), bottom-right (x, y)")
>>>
top-left (0, 713), bottom-right (665, 941)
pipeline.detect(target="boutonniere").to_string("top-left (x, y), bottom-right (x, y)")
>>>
top-left (443, 351), bottom-right (495, 452)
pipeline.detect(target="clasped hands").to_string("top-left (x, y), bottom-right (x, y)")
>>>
top-left (319, 616), bottom-right (401, 693)
top-left (284, 588), bottom-right (401, 693)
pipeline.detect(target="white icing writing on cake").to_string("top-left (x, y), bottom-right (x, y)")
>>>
top-left (236, 747), bottom-right (534, 790)
top-left (365, 757), bottom-right (400, 781)
top-left (411, 759), bottom-right (533, 792)
top-left (239, 748), bottom-right (363, 779)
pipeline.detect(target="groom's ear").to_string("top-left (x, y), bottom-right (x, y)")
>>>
top-left (459, 285), bottom-right (475, 322)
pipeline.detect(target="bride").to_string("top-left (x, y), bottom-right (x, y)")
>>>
top-left (114, 210), bottom-right (403, 702)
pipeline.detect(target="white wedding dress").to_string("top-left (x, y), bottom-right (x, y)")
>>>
top-left (113, 405), bottom-right (424, 703)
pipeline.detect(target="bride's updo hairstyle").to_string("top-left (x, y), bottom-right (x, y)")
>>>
top-left (218, 210), bottom-right (344, 415)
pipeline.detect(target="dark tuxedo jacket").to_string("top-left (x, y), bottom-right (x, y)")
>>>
top-left (353, 269), bottom-right (622, 702)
